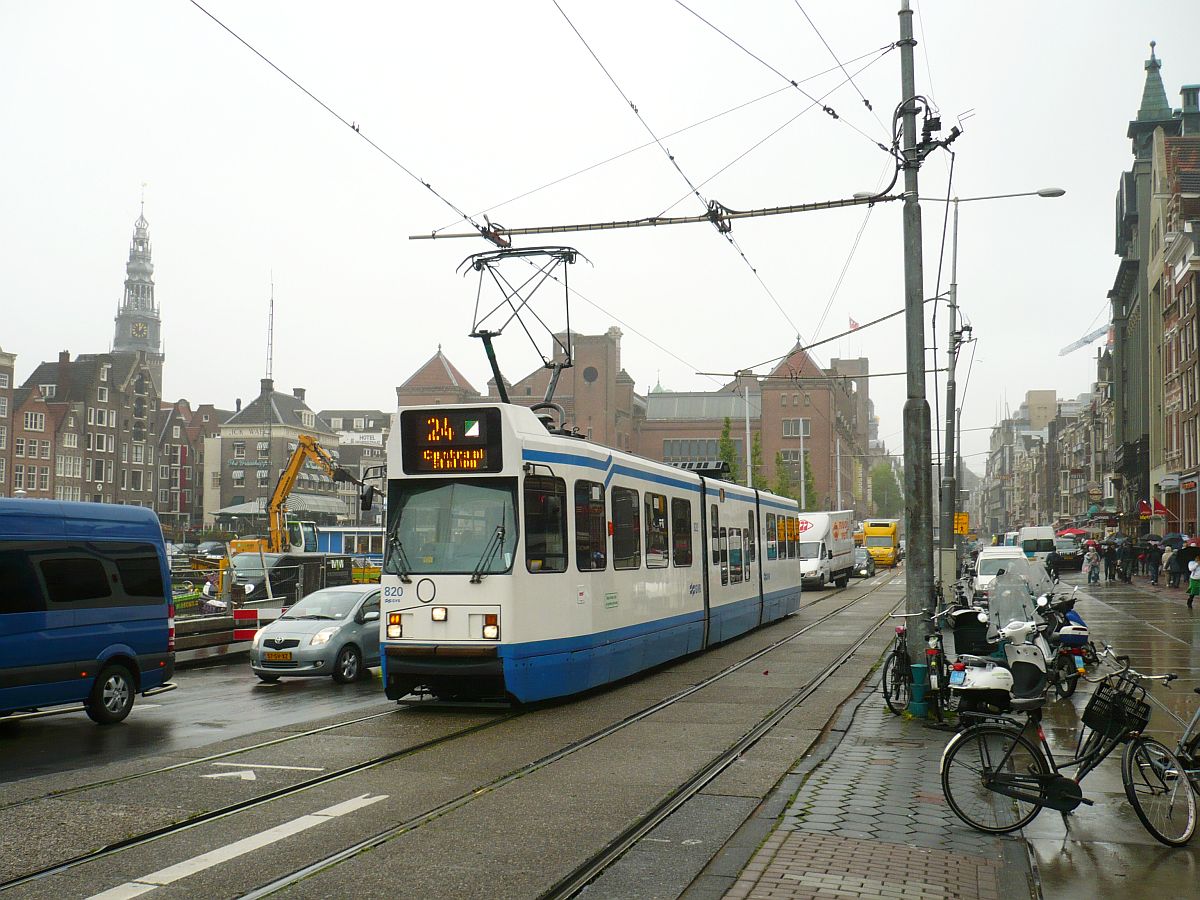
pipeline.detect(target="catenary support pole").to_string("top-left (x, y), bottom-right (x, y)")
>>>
top-left (799, 421), bottom-right (807, 510)
top-left (898, 1), bottom-right (935, 692)
top-left (744, 380), bottom-right (753, 489)
top-left (938, 198), bottom-right (960, 588)
top-left (836, 436), bottom-right (843, 508)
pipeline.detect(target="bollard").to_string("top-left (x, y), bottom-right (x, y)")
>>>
top-left (908, 663), bottom-right (929, 717)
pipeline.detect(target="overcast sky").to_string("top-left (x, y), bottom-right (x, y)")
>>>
top-left (3, 1), bottom-right (1197, 468)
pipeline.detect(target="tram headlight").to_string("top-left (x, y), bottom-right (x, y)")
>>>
top-left (482, 613), bottom-right (499, 640)
top-left (387, 612), bottom-right (402, 639)
top-left (431, 607), bottom-right (448, 622)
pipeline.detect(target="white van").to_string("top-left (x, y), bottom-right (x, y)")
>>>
top-left (1018, 526), bottom-right (1056, 562)
top-left (973, 547), bottom-right (1027, 602)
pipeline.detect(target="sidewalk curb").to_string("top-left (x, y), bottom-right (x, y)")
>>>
top-left (174, 644), bottom-right (251, 670)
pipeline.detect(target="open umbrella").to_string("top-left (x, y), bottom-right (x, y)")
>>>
top-left (1057, 527), bottom-right (1089, 538)
top-left (1163, 533), bottom-right (1187, 549)
top-left (1145, 534), bottom-right (1163, 543)
top-left (1175, 544), bottom-right (1200, 568)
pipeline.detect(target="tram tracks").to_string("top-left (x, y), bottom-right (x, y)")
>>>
top-left (1, 573), bottom-right (895, 894)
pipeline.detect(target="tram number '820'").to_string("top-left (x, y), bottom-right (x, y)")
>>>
top-left (401, 408), bottom-right (505, 475)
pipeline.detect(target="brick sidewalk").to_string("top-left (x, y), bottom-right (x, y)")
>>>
top-left (722, 682), bottom-right (1035, 900)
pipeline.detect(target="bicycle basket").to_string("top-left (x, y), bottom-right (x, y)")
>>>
top-left (1081, 674), bottom-right (1151, 741)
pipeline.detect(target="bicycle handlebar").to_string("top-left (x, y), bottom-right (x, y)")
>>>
top-left (1092, 644), bottom-right (1177, 685)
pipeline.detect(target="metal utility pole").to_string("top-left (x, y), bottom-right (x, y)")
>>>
top-left (898, 0), bottom-right (935, 660)
top-left (799, 423), bottom-right (807, 510)
top-left (836, 436), bottom-right (843, 509)
top-left (743, 380), bottom-right (753, 489)
top-left (938, 199), bottom-right (961, 586)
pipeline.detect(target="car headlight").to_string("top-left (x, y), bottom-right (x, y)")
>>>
top-left (310, 627), bottom-right (338, 647)
top-left (252, 629), bottom-right (263, 648)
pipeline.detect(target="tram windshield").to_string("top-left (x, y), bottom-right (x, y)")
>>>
top-left (385, 478), bottom-right (517, 576)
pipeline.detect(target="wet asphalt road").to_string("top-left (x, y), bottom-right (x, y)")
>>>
top-left (1029, 570), bottom-right (1200, 897)
top-left (0, 661), bottom-right (392, 784)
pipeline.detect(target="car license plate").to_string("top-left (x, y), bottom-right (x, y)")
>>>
top-left (949, 670), bottom-right (965, 685)
top-left (264, 651), bottom-right (292, 661)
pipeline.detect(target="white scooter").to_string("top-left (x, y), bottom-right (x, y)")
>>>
top-left (949, 571), bottom-right (1051, 714)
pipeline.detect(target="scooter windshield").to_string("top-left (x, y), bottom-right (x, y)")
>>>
top-left (986, 571), bottom-right (1039, 642)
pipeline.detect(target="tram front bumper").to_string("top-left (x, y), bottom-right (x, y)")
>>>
top-left (384, 644), bottom-right (504, 700)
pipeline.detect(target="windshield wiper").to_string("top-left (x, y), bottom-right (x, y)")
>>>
top-left (470, 525), bottom-right (506, 584)
top-left (385, 534), bottom-right (413, 584)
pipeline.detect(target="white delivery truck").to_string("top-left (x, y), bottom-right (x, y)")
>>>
top-left (796, 510), bottom-right (856, 589)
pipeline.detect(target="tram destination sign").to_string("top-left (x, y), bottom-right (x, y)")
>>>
top-left (401, 408), bottom-right (503, 474)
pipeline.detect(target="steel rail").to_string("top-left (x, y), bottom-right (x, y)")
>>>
top-left (240, 575), bottom-right (896, 898)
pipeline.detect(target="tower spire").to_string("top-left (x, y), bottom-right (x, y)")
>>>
top-left (1137, 41), bottom-right (1172, 122)
top-left (113, 201), bottom-right (163, 384)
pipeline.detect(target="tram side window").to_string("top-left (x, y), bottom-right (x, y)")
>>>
top-left (746, 511), bottom-right (756, 563)
top-left (575, 480), bottom-right (607, 571)
top-left (786, 517), bottom-right (797, 559)
top-left (766, 514), bottom-right (777, 560)
top-left (719, 527), bottom-right (728, 585)
top-left (612, 486), bottom-right (642, 570)
top-left (524, 475), bottom-right (567, 573)
top-left (671, 498), bottom-right (693, 567)
top-left (729, 528), bottom-right (743, 584)
top-left (644, 493), bottom-right (669, 568)
top-left (711, 504), bottom-right (720, 564)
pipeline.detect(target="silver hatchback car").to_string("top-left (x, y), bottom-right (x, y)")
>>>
top-left (250, 585), bottom-right (381, 683)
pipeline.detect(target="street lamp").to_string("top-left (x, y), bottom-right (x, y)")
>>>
top-left (928, 188), bottom-right (1066, 589)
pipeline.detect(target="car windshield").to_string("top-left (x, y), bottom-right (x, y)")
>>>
top-left (854, 549), bottom-right (870, 563)
top-left (386, 478), bottom-right (517, 576)
top-left (797, 542), bottom-right (821, 560)
top-left (1022, 538), bottom-right (1055, 554)
top-left (976, 556), bottom-right (1021, 576)
top-left (281, 590), bottom-right (364, 620)
top-left (865, 536), bottom-right (893, 548)
top-left (1054, 540), bottom-right (1079, 552)
top-left (230, 553), bottom-right (283, 578)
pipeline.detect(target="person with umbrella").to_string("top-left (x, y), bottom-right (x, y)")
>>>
top-left (1163, 544), bottom-right (1180, 588)
top-left (1189, 556), bottom-right (1200, 609)
top-left (1083, 544), bottom-right (1101, 584)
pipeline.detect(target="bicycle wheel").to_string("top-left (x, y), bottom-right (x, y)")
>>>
top-left (942, 725), bottom-right (1049, 833)
top-left (882, 648), bottom-right (911, 715)
top-left (1122, 737), bottom-right (1198, 847)
top-left (1053, 653), bottom-right (1079, 699)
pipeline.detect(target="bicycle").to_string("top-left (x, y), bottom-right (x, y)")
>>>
top-left (881, 612), bottom-right (922, 715)
top-left (940, 646), bottom-right (1197, 847)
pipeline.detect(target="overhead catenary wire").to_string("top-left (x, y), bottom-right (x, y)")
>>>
top-left (792, 1), bottom-right (888, 134)
top-left (185, 0), bottom-right (494, 242)
top-left (189, 0), bottom-right (713, 395)
top-left (432, 42), bottom-right (896, 235)
top-left (672, 0), bottom-right (894, 154)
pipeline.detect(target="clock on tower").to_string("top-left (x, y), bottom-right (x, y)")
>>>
top-left (132, 321), bottom-right (148, 339)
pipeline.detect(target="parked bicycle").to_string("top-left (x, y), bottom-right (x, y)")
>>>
top-left (940, 646), bottom-right (1197, 847)
top-left (882, 612), bottom-right (922, 715)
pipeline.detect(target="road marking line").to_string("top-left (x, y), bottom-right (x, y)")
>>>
top-left (211, 762), bottom-right (325, 771)
top-left (87, 793), bottom-right (387, 900)
top-left (202, 769), bottom-right (257, 781)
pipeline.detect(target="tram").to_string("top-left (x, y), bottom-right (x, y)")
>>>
top-left (378, 404), bottom-right (803, 703)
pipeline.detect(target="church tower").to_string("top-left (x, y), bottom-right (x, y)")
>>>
top-left (113, 204), bottom-right (163, 386)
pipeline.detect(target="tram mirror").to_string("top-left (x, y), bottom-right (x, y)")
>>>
top-left (360, 486), bottom-right (374, 512)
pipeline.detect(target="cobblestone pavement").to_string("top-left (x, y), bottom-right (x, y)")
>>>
top-left (722, 680), bottom-right (1034, 900)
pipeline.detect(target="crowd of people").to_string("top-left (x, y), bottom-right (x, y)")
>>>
top-left (1078, 536), bottom-right (1198, 608)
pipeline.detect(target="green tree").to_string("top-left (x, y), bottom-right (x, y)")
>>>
top-left (871, 462), bottom-right (903, 517)
top-left (718, 417), bottom-right (740, 484)
top-left (772, 451), bottom-right (794, 499)
top-left (751, 431), bottom-right (768, 490)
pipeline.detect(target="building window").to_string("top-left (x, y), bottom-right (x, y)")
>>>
top-left (671, 498), bottom-right (693, 567)
top-left (524, 475), bottom-right (567, 574)
top-left (782, 418), bottom-right (811, 438)
top-left (131, 470), bottom-right (143, 491)
top-left (575, 480), bottom-right (607, 571)
top-left (100, 365), bottom-right (110, 382)
top-left (13, 464), bottom-right (23, 489)
top-left (301, 412), bottom-right (315, 428)
top-left (122, 443), bottom-right (129, 463)
top-left (233, 441), bottom-right (245, 459)
top-left (63, 432), bottom-right (77, 448)
top-left (0, 458), bottom-right (5, 484)
top-left (257, 440), bottom-right (269, 459)
top-left (15, 438), bottom-right (24, 457)
top-left (40, 440), bottom-right (50, 459)
top-left (97, 386), bottom-right (108, 402)
top-left (172, 425), bottom-right (180, 439)
top-left (644, 493), bottom-right (669, 568)
top-left (133, 444), bottom-right (144, 464)
top-left (0, 397), bottom-right (6, 418)
top-left (23, 412), bottom-right (45, 432)
top-left (39, 384), bottom-right (56, 399)
top-left (257, 468), bottom-right (270, 483)
top-left (0, 373), bottom-right (7, 388)
top-left (354, 418), bottom-right (365, 430)
top-left (232, 469), bottom-right (245, 487)
top-left (612, 486), bottom-right (641, 570)
top-left (0, 424), bottom-right (6, 450)
top-left (211, 472), bottom-right (221, 488)
top-left (159, 489), bottom-right (169, 503)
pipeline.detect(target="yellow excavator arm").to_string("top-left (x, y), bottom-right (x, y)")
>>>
top-left (267, 435), bottom-right (349, 553)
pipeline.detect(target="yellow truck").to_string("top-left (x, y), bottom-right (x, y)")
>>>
top-left (862, 519), bottom-right (900, 567)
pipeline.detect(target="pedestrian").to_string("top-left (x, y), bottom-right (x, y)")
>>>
top-left (1084, 546), bottom-right (1101, 584)
top-left (1117, 541), bottom-right (1135, 583)
top-left (1103, 543), bottom-right (1117, 582)
top-left (1167, 547), bottom-right (1183, 588)
top-left (1147, 544), bottom-right (1161, 585)
top-left (1188, 559), bottom-right (1200, 609)
top-left (1045, 547), bottom-right (1061, 582)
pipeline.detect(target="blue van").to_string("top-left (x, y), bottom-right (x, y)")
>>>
top-left (0, 499), bottom-right (176, 724)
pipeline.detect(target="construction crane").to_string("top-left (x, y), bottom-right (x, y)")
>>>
top-left (1058, 326), bottom-right (1109, 356)
top-left (229, 435), bottom-right (360, 555)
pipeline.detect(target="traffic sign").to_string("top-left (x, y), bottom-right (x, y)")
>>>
top-left (953, 512), bottom-right (969, 535)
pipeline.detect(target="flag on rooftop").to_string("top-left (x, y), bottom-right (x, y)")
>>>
top-left (849, 317), bottom-right (860, 331)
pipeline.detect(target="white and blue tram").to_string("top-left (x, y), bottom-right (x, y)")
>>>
top-left (379, 404), bottom-right (804, 703)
